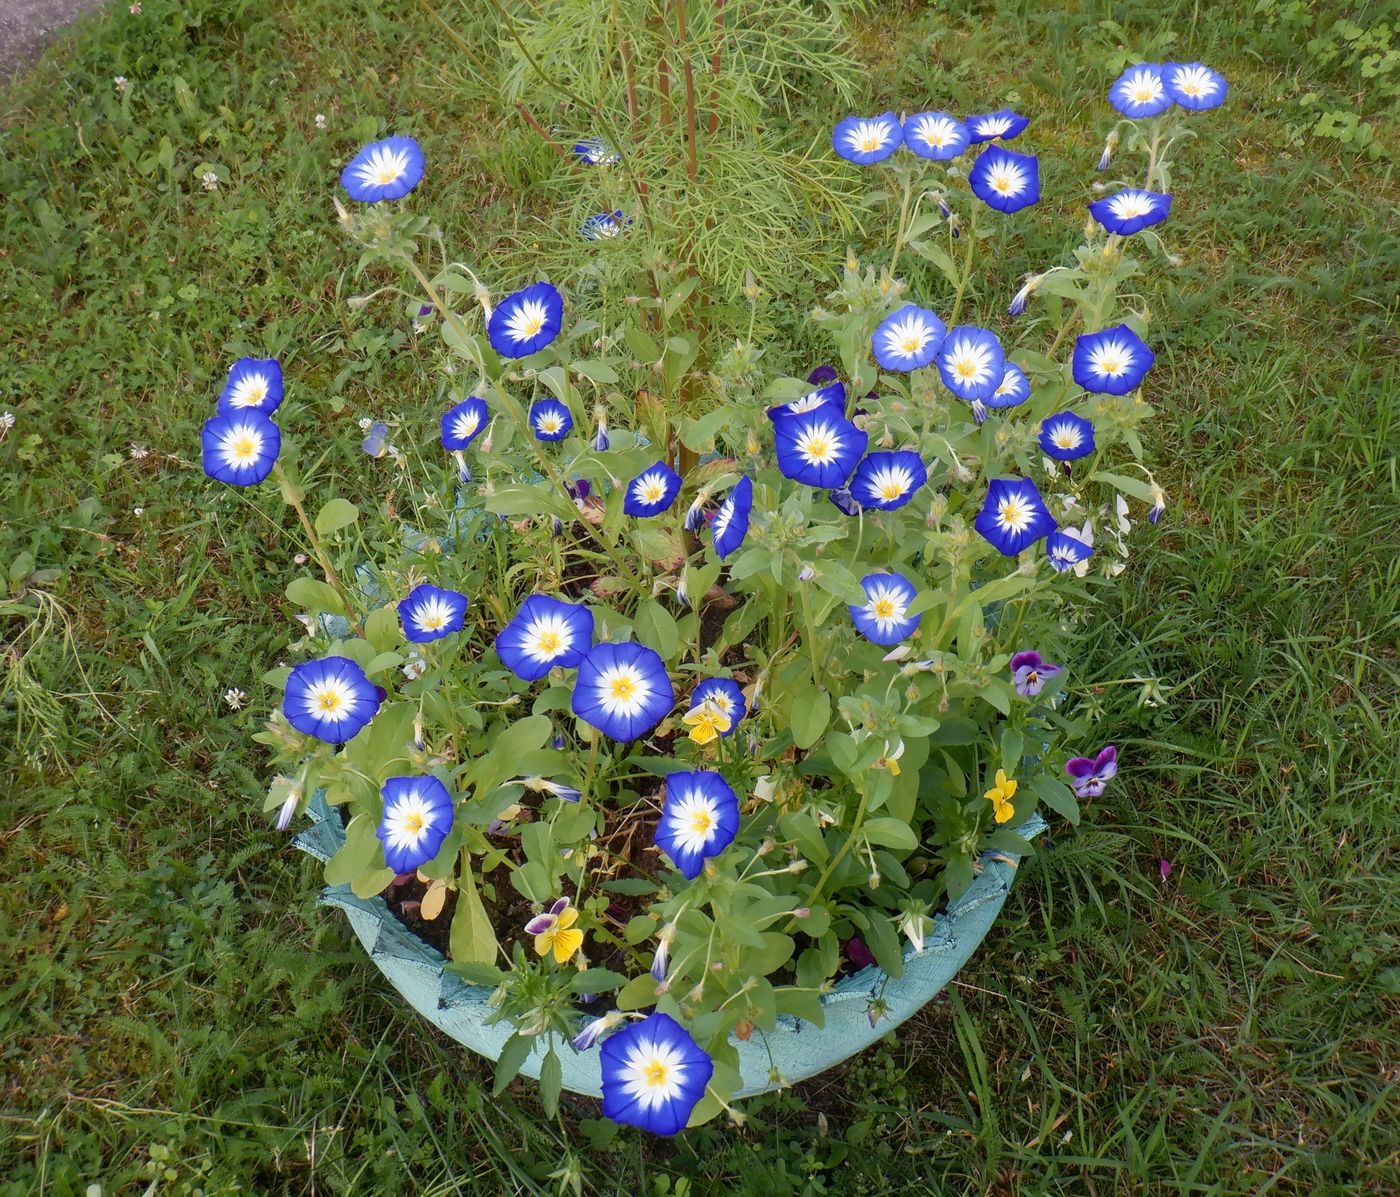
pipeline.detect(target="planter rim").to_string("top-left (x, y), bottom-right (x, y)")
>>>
top-left (294, 792), bottom-right (1044, 1099)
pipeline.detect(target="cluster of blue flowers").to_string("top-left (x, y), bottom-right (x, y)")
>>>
top-left (833, 109), bottom-right (1041, 213)
top-left (201, 358), bottom-right (284, 486)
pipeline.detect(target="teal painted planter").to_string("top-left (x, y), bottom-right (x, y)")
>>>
top-left (295, 792), bottom-right (1044, 1099)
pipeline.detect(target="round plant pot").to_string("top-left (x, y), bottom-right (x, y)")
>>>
top-left (294, 790), bottom-right (1045, 1099)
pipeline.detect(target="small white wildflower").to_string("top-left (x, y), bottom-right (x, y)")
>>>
top-left (201, 171), bottom-right (219, 191)
top-left (114, 75), bottom-right (129, 93)
top-left (293, 552), bottom-right (308, 565)
top-left (403, 653), bottom-right (428, 681)
top-left (129, 2), bottom-right (141, 12)
top-left (0, 411), bottom-right (15, 431)
top-left (132, 506), bottom-right (144, 516)
top-left (314, 112), bottom-right (327, 130)
top-left (224, 687), bottom-right (247, 710)
top-left (357, 416), bottom-right (373, 431)
top-left (129, 443), bottom-right (149, 460)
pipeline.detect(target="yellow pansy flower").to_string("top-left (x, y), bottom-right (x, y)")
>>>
top-left (984, 769), bottom-right (1018, 825)
top-left (682, 699), bottom-right (731, 745)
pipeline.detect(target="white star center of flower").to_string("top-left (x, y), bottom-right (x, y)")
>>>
top-left (637, 475), bottom-right (667, 504)
top-left (989, 164), bottom-right (1023, 195)
top-left (1052, 427), bottom-right (1081, 449)
top-left (598, 664), bottom-right (650, 717)
top-left (864, 584), bottom-right (909, 631)
top-left (797, 426), bottom-right (839, 465)
top-left (1112, 193), bottom-right (1154, 219)
top-left (539, 413), bottom-right (563, 433)
top-left (306, 679), bottom-right (353, 721)
top-left (669, 790), bottom-right (723, 854)
top-left (453, 412), bottom-right (480, 439)
top-left (506, 299), bottom-right (549, 343)
top-left (621, 1040), bottom-right (687, 1108)
top-left (849, 120), bottom-right (890, 154)
top-left (230, 375), bottom-right (268, 407)
top-left (355, 147), bottom-right (410, 188)
top-left (997, 496), bottom-right (1032, 532)
top-left (229, 433), bottom-right (258, 463)
top-left (525, 614), bottom-right (571, 661)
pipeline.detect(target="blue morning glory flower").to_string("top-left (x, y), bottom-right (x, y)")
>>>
top-left (440, 396), bottom-right (489, 450)
top-left (902, 111), bottom-right (970, 160)
top-left (1108, 65), bottom-right (1173, 118)
top-left (1072, 324), bottom-right (1155, 394)
top-left (974, 478), bottom-right (1057, 556)
top-left (689, 678), bottom-right (747, 733)
top-left (495, 594), bottom-right (594, 681)
top-left (529, 397), bottom-right (573, 441)
top-left (655, 770), bottom-right (740, 880)
top-left (1164, 63), bottom-right (1227, 110)
top-left (582, 210), bottom-right (628, 240)
top-left (712, 475), bottom-right (753, 560)
top-left (851, 450), bottom-right (927, 511)
top-left (828, 486), bottom-right (863, 516)
top-left (487, 282), bottom-right (564, 359)
top-left (1039, 412), bottom-right (1096, 461)
top-left (872, 305), bottom-right (947, 372)
top-left (623, 462), bottom-right (682, 517)
top-left (1046, 530), bottom-right (1094, 572)
top-left (765, 381), bottom-right (845, 423)
top-left (339, 136), bottom-right (425, 203)
top-left (573, 139), bottom-right (619, 165)
top-left (398, 583), bottom-right (469, 643)
top-left (283, 656), bottom-right (383, 744)
top-left (599, 1011), bottom-right (714, 1135)
top-left (968, 145), bottom-right (1040, 213)
top-left (216, 357), bottom-right (283, 414)
top-left (985, 362), bottom-right (1030, 409)
top-left (832, 112), bottom-right (902, 164)
top-left (201, 410), bottom-right (280, 486)
top-left (1089, 189), bottom-right (1172, 235)
top-left (571, 642), bottom-right (673, 742)
top-left (850, 572), bottom-right (922, 645)
top-left (937, 326), bottom-right (1005, 402)
top-left (967, 109), bottom-right (1029, 143)
top-left (377, 775), bottom-right (454, 874)
top-left (773, 408), bottom-right (867, 488)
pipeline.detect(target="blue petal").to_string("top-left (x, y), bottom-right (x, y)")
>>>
top-left (832, 112), bottom-right (902, 164)
top-left (487, 282), bottom-right (565, 359)
top-left (201, 411), bottom-right (281, 486)
top-left (936, 326), bottom-right (1005, 402)
top-left (968, 146), bottom-right (1040, 214)
top-left (440, 397), bottom-right (489, 450)
top-left (850, 450), bottom-right (927, 511)
top-left (689, 679), bottom-right (747, 732)
top-left (655, 770), bottom-right (739, 879)
top-left (871, 305), bottom-right (947, 372)
top-left (901, 111), bottom-right (971, 160)
top-left (773, 409), bottom-right (867, 488)
top-left (283, 655), bottom-right (382, 743)
top-left (377, 775), bottom-right (455, 874)
top-left (339, 136), bottom-right (426, 203)
top-left (599, 1013), bottom-right (713, 1135)
top-left (216, 357), bottom-right (284, 414)
top-left (1071, 324), bottom-right (1155, 395)
top-left (622, 462), bottom-right (683, 517)
top-left (397, 583), bottom-right (470, 644)
top-left (712, 475), bottom-right (753, 560)
top-left (529, 397), bottom-right (574, 442)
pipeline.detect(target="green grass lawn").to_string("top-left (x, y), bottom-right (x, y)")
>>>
top-left (2, 1), bottom-right (1397, 1193)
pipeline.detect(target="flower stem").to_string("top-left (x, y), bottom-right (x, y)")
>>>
top-left (887, 172), bottom-right (915, 283)
top-left (273, 463), bottom-right (362, 635)
top-left (948, 203), bottom-right (978, 326)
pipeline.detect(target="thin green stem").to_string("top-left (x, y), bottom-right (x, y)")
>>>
top-left (887, 172), bottom-right (915, 282)
top-left (947, 204), bottom-right (978, 326)
top-left (273, 463), bottom-right (362, 635)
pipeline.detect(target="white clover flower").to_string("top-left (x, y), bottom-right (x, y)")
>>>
top-left (114, 76), bottom-right (129, 93)
top-left (357, 416), bottom-right (373, 431)
top-left (132, 506), bottom-right (144, 516)
top-left (314, 113), bottom-right (327, 130)
top-left (223, 687), bottom-right (247, 710)
top-left (0, 411), bottom-right (15, 431)
top-left (201, 171), bottom-right (219, 191)
top-left (129, 443), bottom-right (149, 459)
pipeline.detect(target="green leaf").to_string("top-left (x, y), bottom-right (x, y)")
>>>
top-left (862, 816), bottom-right (918, 853)
top-left (774, 987), bottom-right (826, 1028)
top-left (1089, 471), bottom-right (1158, 505)
top-left (449, 863), bottom-right (499, 966)
top-left (615, 973), bottom-right (660, 1011)
top-left (572, 968), bottom-right (630, 995)
top-left (986, 829), bottom-right (1035, 857)
top-left (779, 810), bottom-right (829, 865)
top-left (447, 962), bottom-right (506, 988)
top-left (623, 325), bottom-right (661, 362)
top-left (1029, 775), bottom-right (1080, 825)
top-left (539, 1048), bottom-right (562, 1118)
top-left (863, 911), bottom-right (904, 979)
top-left (790, 687), bottom-right (831, 750)
top-left (1000, 728), bottom-right (1024, 774)
top-left (323, 814), bottom-right (381, 885)
top-left (286, 576), bottom-right (346, 616)
top-left (572, 359), bottom-right (619, 384)
top-left (492, 1032), bottom-right (533, 1096)
top-left (314, 497), bottom-right (360, 536)
top-left (633, 600), bottom-right (680, 661)
top-left (364, 605), bottom-right (400, 653)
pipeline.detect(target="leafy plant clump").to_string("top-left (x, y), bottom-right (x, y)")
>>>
top-left (206, 59), bottom-right (1228, 1134)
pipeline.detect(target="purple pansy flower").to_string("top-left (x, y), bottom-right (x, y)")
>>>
top-left (1065, 745), bottom-right (1119, 798)
top-left (1009, 650), bottom-right (1062, 697)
